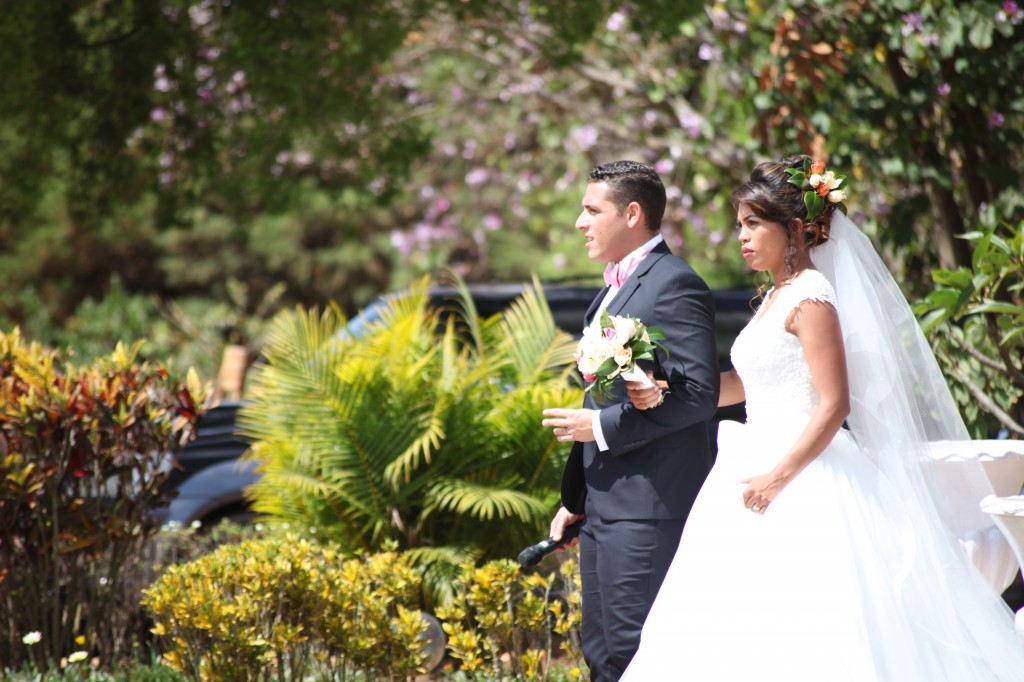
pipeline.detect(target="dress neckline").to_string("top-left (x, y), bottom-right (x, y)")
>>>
top-left (754, 268), bottom-right (815, 322)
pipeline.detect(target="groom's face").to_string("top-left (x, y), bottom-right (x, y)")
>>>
top-left (575, 181), bottom-right (635, 264)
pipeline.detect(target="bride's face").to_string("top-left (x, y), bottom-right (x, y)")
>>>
top-left (735, 203), bottom-right (788, 273)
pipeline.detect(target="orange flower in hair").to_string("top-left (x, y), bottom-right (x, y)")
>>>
top-left (785, 159), bottom-right (849, 219)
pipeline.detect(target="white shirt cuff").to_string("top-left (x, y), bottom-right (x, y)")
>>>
top-left (592, 410), bottom-right (609, 451)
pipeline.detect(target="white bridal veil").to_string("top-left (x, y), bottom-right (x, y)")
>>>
top-left (811, 212), bottom-right (1023, 678)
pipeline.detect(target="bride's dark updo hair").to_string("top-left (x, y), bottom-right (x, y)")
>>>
top-left (730, 154), bottom-right (836, 255)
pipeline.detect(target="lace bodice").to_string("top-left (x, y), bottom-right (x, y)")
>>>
top-left (730, 270), bottom-right (838, 428)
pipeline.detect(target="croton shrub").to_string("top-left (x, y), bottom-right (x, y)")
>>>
top-left (0, 329), bottom-right (205, 668)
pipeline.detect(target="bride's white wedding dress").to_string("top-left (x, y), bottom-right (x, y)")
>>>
top-left (621, 267), bottom-right (1024, 681)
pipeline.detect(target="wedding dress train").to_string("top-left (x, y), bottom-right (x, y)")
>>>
top-left (620, 265), bottom-right (1024, 681)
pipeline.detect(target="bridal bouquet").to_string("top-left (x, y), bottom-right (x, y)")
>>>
top-left (575, 311), bottom-right (666, 404)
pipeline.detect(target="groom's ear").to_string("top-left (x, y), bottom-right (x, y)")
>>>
top-left (625, 201), bottom-right (645, 230)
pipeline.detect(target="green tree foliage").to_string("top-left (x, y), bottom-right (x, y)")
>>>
top-left (915, 213), bottom-right (1024, 437)
top-left (237, 278), bottom-right (579, 600)
top-left (704, 0), bottom-right (1024, 276)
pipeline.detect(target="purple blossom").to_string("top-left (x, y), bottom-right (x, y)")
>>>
top-left (188, 6), bottom-right (213, 29)
top-left (606, 11), bottom-right (626, 32)
top-left (998, 0), bottom-right (1024, 22)
top-left (482, 213), bottom-right (502, 231)
top-left (450, 86), bottom-right (464, 102)
top-left (989, 111), bottom-right (1005, 129)
top-left (390, 230), bottom-right (413, 256)
top-left (571, 125), bottom-right (600, 151)
top-left (901, 12), bottom-right (924, 36)
top-left (552, 253), bottom-right (567, 269)
top-left (698, 43), bottom-right (722, 62)
top-left (936, 83), bottom-right (951, 97)
top-left (150, 107), bottom-right (168, 123)
top-left (465, 168), bottom-right (490, 187)
top-left (679, 110), bottom-right (702, 139)
top-left (654, 159), bottom-right (675, 175)
top-left (706, 6), bottom-right (730, 31)
top-left (433, 198), bottom-right (451, 213)
top-left (690, 214), bottom-right (708, 236)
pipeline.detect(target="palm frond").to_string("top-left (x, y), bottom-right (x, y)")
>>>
top-left (445, 270), bottom-right (485, 357)
top-left (405, 544), bottom-right (483, 608)
top-left (499, 275), bottom-right (578, 384)
top-left (425, 477), bottom-right (550, 523)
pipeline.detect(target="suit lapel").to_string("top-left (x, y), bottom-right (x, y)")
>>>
top-left (606, 241), bottom-right (670, 316)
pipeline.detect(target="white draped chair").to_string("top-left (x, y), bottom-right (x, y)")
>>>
top-left (929, 440), bottom-right (1024, 595)
top-left (980, 494), bottom-right (1024, 640)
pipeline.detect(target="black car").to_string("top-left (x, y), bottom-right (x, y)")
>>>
top-left (156, 283), bottom-right (754, 526)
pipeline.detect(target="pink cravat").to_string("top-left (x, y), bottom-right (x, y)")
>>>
top-left (603, 243), bottom-right (657, 288)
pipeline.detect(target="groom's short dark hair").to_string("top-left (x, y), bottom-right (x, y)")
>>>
top-left (589, 160), bottom-right (666, 232)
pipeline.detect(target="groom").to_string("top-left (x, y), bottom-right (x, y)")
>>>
top-left (542, 160), bottom-right (719, 682)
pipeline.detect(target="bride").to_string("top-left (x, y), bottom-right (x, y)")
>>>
top-left (621, 155), bottom-right (1024, 681)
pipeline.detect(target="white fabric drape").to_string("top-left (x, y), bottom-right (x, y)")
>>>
top-left (811, 212), bottom-right (1023, 677)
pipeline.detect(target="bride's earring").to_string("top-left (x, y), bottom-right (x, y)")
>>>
top-left (784, 243), bottom-right (797, 276)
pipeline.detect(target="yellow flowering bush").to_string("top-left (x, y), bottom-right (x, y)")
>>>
top-left (437, 558), bottom-right (585, 681)
top-left (142, 536), bottom-right (428, 682)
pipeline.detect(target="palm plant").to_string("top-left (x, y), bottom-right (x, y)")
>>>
top-left (238, 276), bottom-right (580, 600)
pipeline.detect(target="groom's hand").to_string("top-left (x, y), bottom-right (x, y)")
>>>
top-left (550, 506), bottom-right (585, 547)
top-left (542, 408), bottom-right (596, 443)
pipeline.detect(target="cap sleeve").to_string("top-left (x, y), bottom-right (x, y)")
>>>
top-left (789, 269), bottom-right (838, 310)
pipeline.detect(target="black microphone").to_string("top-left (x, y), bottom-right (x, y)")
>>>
top-left (517, 520), bottom-right (584, 568)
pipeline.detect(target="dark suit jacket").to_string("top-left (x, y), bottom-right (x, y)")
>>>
top-left (562, 241), bottom-right (719, 521)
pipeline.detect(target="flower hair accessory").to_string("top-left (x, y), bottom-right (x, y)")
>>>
top-left (785, 159), bottom-right (849, 219)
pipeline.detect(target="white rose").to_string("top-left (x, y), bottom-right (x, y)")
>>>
top-left (820, 171), bottom-right (837, 190)
top-left (577, 355), bottom-right (601, 376)
top-left (808, 173), bottom-right (822, 188)
top-left (828, 189), bottom-right (847, 203)
top-left (611, 316), bottom-right (638, 343)
top-left (614, 347), bottom-right (632, 367)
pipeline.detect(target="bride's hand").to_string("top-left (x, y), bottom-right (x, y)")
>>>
top-left (626, 373), bottom-right (669, 410)
top-left (738, 473), bottom-right (786, 514)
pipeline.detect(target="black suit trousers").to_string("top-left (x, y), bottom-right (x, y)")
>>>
top-left (579, 514), bottom-right (686, 682)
